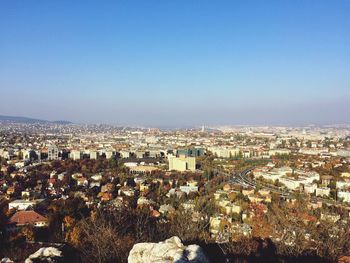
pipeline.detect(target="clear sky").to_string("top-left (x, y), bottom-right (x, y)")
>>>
top-left (0, 0), bottom-right (349, 127)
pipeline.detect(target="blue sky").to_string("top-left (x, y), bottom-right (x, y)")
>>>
top-left (0, 0), bottom-right (349, 127)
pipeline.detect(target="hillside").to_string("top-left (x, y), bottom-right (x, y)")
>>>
top-left (0, 115), bottom-right (72, 124)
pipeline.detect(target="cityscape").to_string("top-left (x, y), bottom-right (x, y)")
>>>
top-left (1, 121), bottom-right (350, 262)
top-left (1, 1), bottom-right (350, 263)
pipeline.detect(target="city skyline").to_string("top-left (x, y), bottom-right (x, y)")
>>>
top-left (1, 0), bottom-right (349, 126)
top-left (2, 2), bottom-right (350, 261)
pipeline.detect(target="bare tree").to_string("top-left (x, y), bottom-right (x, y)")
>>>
top-left (71, 210), bottom-right (134, 263)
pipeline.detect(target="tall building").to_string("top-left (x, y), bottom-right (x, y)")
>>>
top-left (176, 147), bottom-right (205, 157)
top-left (105, 151), bottom-right (114, 159)
top-left (168, 155), bottom-right (196, 172)
top-left (90, 150), bottom-right (99, 160)
top-left (70, 150), bottom-right (82, 160)
top-left (48, 145), bottom-right (59, 160)
top-left (23, 149), bottom-right (40, 161)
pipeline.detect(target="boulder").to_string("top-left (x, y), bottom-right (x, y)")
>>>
top-left (128, 236), bottom-right (210, 263)
top-left (1, 258), bottom-right (14, 263)
top-left (25, 247), bottom-right (63, 263)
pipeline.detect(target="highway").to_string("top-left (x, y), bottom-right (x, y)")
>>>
top-left (218, 167), bottom-right (350, 208)
top-left (223, 167), bottom-right (290, 196)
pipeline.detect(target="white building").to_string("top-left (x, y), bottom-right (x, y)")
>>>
top-left (168, 156), bottom-right (196, 172)
top-left (105, 151), bottom-right (114, 159)
top-left (48, 145), bottom-right (59, 160)
top-left (89, 150), bottom-right (99, 160)
top-left (208, 147), bottom-right (240, 158)
top-left (0, 149), bottom-right (14, 160)
top-left (70, 150), bottom-right (82, 160)
top-left (336, 181), bottom-right (350, 190)
top-left (119, 151), bottom-right (130, 158)
top-left (304, 183), bottom-right (317, 194)
top-left (338, 191), bottom-right (350, 202)
top-left (316, 187), bottom-right (331, 197)
top-left (179, 185), bottom-right (198, 194)
top-left (9, 199), bottom-right (44, 210)
top-left (279, 177), bottom-right (304, 190)
top-left (268, 149), bottom-right (291, 156)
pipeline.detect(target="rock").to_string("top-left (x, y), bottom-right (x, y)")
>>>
top-left (128, 236), bottom-right (210, 263)
top-left (25, 247), bottom-right (63, 263)
top-left (1, 258), bottom-right (14, 263)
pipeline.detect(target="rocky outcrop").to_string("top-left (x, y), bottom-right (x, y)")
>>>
top-left (1, 258), bottom-right (14, 263)
top-left (128, 236), bottom-right (210, 263)
top-left (24, 247), bottom-right (63, 263)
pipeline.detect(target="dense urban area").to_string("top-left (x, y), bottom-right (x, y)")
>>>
top-left (1, 121), bottom-right (350, 262)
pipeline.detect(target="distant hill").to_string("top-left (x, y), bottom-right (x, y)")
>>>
top-left (0, 115), bottom-right (72, 124)
top-left (52, 120), bottom-right (73, 125)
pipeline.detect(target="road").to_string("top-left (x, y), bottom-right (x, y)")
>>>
top-left (218, 167), bottom-right (350, 208)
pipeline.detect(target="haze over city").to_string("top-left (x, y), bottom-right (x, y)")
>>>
top-left (3, 1), bottom-right (350, 263)
top-left (1, 0), bottom-right (349, 127)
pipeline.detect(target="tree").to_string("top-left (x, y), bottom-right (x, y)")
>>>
top-left (0, 198), bottom-right (8, 244)
top-left (222, 236), bottom-right (260, 256)
top-left (69, 210), bottom-right (135, 263)
top-left (250, 205), bottom-right (272, 239)
top-left (169, 208), bottom-right (209, 242)
top-left (0, 157), bottom-right (7, 166)
top-left (310, 220), bottom-right (350, 261)
top-left (108, 158), bottom-right (118, 169)
top-left (21, 225), bottom-right (35, 241)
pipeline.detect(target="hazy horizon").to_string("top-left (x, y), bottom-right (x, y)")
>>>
top-left (1, 1), bottom-right (349, 127)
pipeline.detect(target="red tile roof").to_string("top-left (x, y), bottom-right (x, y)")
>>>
top-left (9, 210), bottom-right (48, 225)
